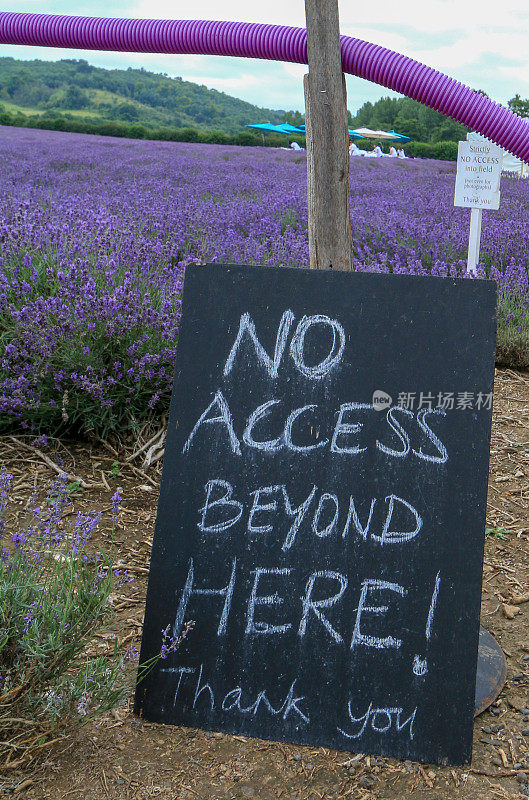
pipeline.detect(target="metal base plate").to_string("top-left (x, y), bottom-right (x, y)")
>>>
top-left (475, 626), bottom-right (507, 717)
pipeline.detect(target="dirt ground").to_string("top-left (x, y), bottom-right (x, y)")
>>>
top-left (1, 368), bottom-right (529, 800)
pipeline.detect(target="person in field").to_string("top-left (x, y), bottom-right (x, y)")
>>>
top-left (349, 141), bottom-right (365, 157)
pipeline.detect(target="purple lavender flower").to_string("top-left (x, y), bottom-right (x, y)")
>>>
top-left (31, 434), bottom-right (49, 448)
top-left (110, 489), bottom-right (122, 521)
top-left (0, 128), bottom-right (526, 436)
top-left (124, 645), bottom-right (139, 662)
top-left (22, 600), bottom-right (39, 633)
top-left (160, 625), bottom-right (177, 660)
top-left (160, 620), bottom-right (194, 659)
top-left (76, 694), bottom-right (91, 717)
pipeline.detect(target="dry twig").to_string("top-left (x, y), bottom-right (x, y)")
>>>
top-left (8, 437), bottom-right (100, 490)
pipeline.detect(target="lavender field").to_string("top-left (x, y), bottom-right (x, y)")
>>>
top-left (1, 126), bottom-right (528, 437)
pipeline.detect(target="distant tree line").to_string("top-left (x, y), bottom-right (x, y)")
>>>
top-left (349, 96), bottom-right (469, 143)
top-left (1, 56), bottom-right (528, 160)
top-left (0, 105), bottom-right (459, 159)
top-left (0, 106), bottom-right (306, 149)
top-left (350, 91), bottom-right (529, 144)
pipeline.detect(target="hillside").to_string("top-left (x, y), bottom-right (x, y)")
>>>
top-left (0, 57), bottom-right (303, 133)
top-left (3, 57), bottom-right (523, 159)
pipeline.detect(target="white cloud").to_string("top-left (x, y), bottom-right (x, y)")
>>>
top-left (412, 32), bottom-right (527, 72)
top-left (341, 0), bottom-right (524, 35)
top-left (497, 65), bottom-right (529, 95)
top-left (2, 0), bottom-right (528, 109)
top-left (128, 0), bottom-right (307, 25)
top-left (127, 0), bottom-right (523, 41)
top-left (341, 27), bottom-right (413, 57)
top-left (123, 0), bottom-right (529, 105)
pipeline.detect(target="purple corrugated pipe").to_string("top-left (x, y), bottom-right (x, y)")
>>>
top-left (1, 12), bottom-right (528, 161)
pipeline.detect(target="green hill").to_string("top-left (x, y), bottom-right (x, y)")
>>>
top-left (0, 57), bottom-right (304, 134)
top-left (3, 57), bottom-right (523, 160)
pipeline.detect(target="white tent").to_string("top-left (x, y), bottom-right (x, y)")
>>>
top-left (502, 150), bottom-right (529, 177)
top-left (351, 127), bottom-right (401, 140)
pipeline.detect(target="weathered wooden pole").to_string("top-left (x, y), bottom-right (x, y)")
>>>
top-left (304, 0), bottom-right (353, 271)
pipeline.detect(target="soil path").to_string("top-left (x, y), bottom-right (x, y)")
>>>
top-left (1, 369), bottom-right (528, 800)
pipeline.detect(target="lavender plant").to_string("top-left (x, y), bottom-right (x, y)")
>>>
top-left (496, 288), bottom-right (529, 368)
top-left (0, 472), bottom-right (134, 771)
top-left (0, 128), bottom-right (528, 438)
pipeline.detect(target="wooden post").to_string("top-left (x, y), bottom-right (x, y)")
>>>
top-left (466, 207), bottom-right (482, 275)
top-left (304, 0), bottom-right (352, 270)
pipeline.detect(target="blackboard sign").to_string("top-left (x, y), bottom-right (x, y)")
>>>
top-left (135, 264), bottom-right (496, 766)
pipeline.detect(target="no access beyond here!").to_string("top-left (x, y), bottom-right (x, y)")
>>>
top-left (135, 264), bottom-right (497, 766)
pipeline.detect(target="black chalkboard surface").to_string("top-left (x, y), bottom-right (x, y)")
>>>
top-left (135, 264), bottom-right (497, 766)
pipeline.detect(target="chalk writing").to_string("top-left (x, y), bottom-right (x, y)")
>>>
top-left (246, 568), bottom-right (292, 635)
top-left (413, 571), bottom-right (442, 676)
top-left (171, 559), bottom-right (409, 650)
top-left (338, 701), bottom-right (417, 740)
top-left (160, 665), bottom-right (310, 723)
top-left (183, 400), bottom-right (449, 461)
top-left (136, 264), bottom-right (496, 766)
top-left (183, 390), bottom-right (240, 455)
top-left (173, 558), bottom-right (237, 638)
top-left (196, 480), bottom-right (423, 550)
top-left (351, 580), bottom-right (406, 650)
top-left (223, 310), bottom-right (345, 381)
top-left (289, 314), bottom-right (346, 379)
top-left (223, 310), bottom-right (295, 379)
top-left (298, 571), bottom-right (348, 643)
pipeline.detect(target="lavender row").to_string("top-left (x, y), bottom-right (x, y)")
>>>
top-left (0, 127), bottom-right (527, 435)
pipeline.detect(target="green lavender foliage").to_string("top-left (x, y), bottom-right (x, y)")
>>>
top-left (0, 476), bottom-right (133, 769)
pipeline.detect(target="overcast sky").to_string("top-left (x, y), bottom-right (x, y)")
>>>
top-left (1, 0), bottom-right (528, 114)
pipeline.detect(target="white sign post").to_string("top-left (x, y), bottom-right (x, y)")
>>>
top-left (454, 133), bottom-right (503, 274)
